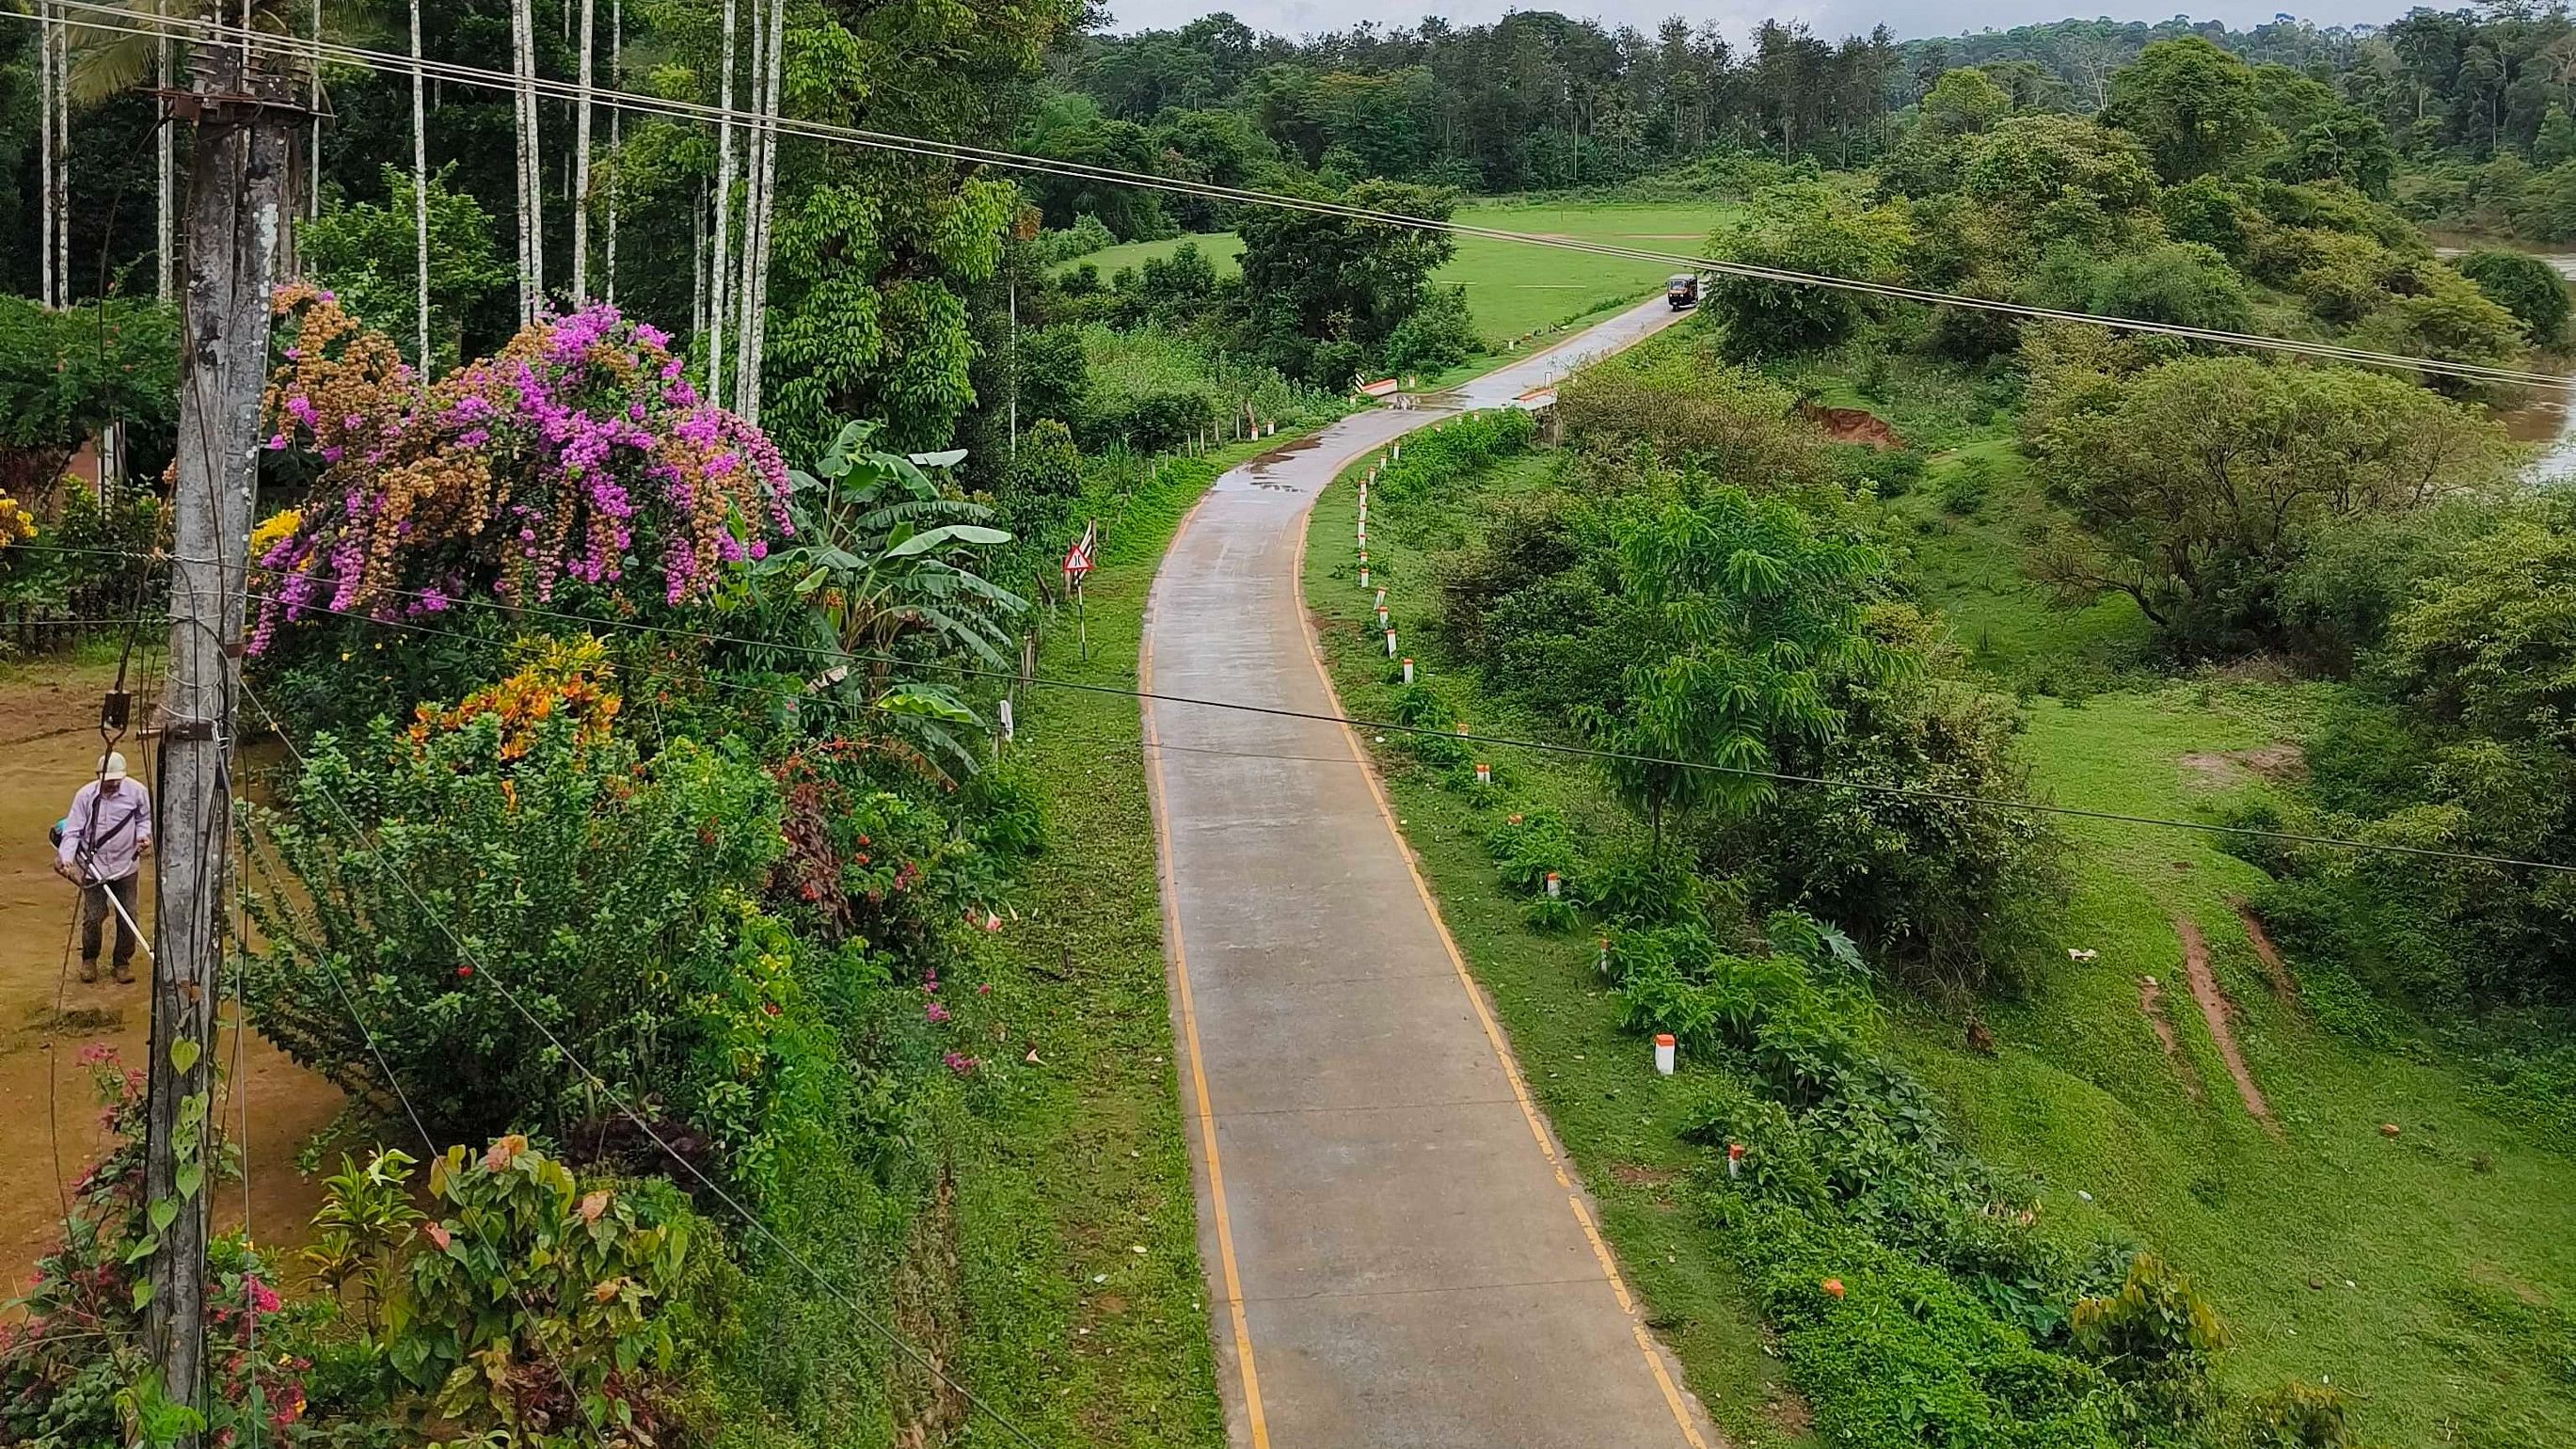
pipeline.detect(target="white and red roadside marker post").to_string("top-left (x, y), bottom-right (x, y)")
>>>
top-left (1655, 1033), bottom-right (1677, 1076)
top-left (1401, 657), bottom-right (1414, 685)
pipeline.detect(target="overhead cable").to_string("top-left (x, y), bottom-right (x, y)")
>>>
top-left (35, 0), bottom-right (2576, 390)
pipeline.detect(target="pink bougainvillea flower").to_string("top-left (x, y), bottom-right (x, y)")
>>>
top-left (943, 1051), bottom-right (978, 1075)
top-left (925, 1002), bottom-right (951, 1025)
top-left (423, 1222), bottom-right (453, 1251)
top-left (247, 286), bottom-right (790, 655)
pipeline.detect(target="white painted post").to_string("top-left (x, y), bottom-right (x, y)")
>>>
top-left (1474, 762), bottom-right (1491, 786)
top-left (1400, 657), bottom-right (1414, 684)
top-left (1655, 1034), bottom-right (1676, 1075)
top-left (1384, 627), bottom-right (1397, 657)
top-left (1544, 872), bottom-right (1562, 899)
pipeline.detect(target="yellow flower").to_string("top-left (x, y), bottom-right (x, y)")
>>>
top-left (248, 506), bottom-right (302, 559)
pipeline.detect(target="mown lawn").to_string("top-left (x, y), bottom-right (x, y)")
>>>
top-left (950, 436), bottom-right (1307, 1447)
top-left (1299, 443), bottom-right (1820, 1448)
top-left (1055, 199), bottom-right (1733, 346)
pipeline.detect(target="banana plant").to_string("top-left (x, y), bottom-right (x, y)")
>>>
top-left (756, 420), bottom-right (1027, 776)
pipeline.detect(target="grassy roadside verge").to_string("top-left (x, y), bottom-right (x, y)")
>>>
top-left (1298, 413), bottom-right (2576, 1444)
top-left (1296, 437), bottom-right (1818, 1448)
top-left (946, 430), bottom-right (1314, 1447)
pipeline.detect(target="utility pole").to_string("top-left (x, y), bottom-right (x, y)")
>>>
top-left (149, 5), bottom-right (294, 1438)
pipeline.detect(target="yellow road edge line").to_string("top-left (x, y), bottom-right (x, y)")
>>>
top-left (1141, 486), bottom-right (1271, 1449)
top-left (1289, 445), bottom-right (1715, 1449)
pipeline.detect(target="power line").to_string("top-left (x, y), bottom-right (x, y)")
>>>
top-left (232, 674), bottom-right (1055, 1449)
top-left (35, 0), bottom-right (2576, 391)
top-left (83, 556), bottom-right (2555, 878)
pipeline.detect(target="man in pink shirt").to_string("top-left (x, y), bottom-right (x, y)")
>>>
top-left (54, 751), bottom-right (151, 984)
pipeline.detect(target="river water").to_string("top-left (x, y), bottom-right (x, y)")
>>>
top-left (2427, 232), bottom-right (2576, 480)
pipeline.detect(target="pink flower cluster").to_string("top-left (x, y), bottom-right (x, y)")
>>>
top-left (250, 289), bottom-right (792, 654)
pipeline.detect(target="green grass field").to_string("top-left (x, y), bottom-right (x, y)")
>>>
top-left (1297, 422), bottom-right (2576, 1447)
top-left (1865, 407), bottom-right (2576, 1444)
top-left (1877, 441), bottom-right (2158, 693)
top-left (1892, 677), bottom-right (2576, 1447)
top-left (1057, 200), bottom-right (1729, 343)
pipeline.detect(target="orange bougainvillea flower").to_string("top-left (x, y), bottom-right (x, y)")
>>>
top-left (1821, 1278), bottom-right (1846, 1299)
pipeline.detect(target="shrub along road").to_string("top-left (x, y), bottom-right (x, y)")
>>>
top-left (1138, 298), bottom-right (1704, 1448)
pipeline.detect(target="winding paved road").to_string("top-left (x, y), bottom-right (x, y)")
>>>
top-left (1140, 298), bottom-right (1712, 1449)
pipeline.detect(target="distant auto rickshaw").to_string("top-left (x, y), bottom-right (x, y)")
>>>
top-left (1666, 273), bottom-right (1701, 310)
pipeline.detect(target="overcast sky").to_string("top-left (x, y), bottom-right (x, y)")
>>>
top-left (1103, 0), bottom-right (2413, 43)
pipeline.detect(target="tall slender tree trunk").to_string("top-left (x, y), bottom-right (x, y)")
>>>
top-left (38, 0), bottom-right (55, 309)
top-left (572, 0), bottom-right (595, 303)
top-left (691, 175), bottom-right (707, 340)
top-left (512, 0), bottom-right (543, 321)
top-left (739, 0), bottom-right (783, 421)
top-left (748, 0), bottom-right (784, 422)
top-left (708, 0), bottom-right (739, 402)
top-left (308, 0), bottom-right (322, 216)
top-left (410, 0), bottom-right (431, 374)
top-left (732, 0), bottom-right (764, 412)
top-left (156, 0), bottom-right (174, 302)
top-left (605, 0), bottom-right (620, 306)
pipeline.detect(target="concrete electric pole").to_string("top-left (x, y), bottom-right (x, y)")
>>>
top-left (147, 6), bottom-right (296, 1436)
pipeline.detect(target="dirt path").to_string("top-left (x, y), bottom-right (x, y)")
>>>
top-left (2171, 914), bottom-right (2280, 1137)
top-left (2135, 977), bottom-right (2204, 1102)
top-left (0, 664), bottom-right (341, 1289)
top-left (2232, 900), bottom-right (2301, 1004)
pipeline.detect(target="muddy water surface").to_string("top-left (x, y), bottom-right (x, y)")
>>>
top-left (2429, 232), bottom-right (2576, 479)
top-left (0, 662), bottom-right (340, 1293)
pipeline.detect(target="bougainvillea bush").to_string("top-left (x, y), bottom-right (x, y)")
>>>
top-left (249, 285), bottom-right (791, 654)
top-left (246, 645), bottom-right (836, 1196)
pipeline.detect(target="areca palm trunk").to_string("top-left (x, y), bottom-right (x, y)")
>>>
top-left (731, 0), bottom-right (763, 412)
top-left (691, 176), bottom-right (707, 338)
top-left (410, 0), bottom-right (431, 373)
top-left (38, 0), bottom-right (54, 309)
top-left (605, 0), bottom-right (620, 306)
top-left (156, 0), bottom-right (173, 301)
top-left (571, 0), bottom-right (595, 303)
top-left (308, 0), bottom-right (322, 216)
top-left (741, 0), bottom-right (784, 423)
top-left (511, 0), bottom-right (543, 321)
top-left (708, 0), bottom-right (739, 402)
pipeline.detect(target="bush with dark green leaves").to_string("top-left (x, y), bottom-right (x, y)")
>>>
top-left (2456, 247), bottom-right (2571, 345)
top-left (1382, 283), bottom-right (1483, 375)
